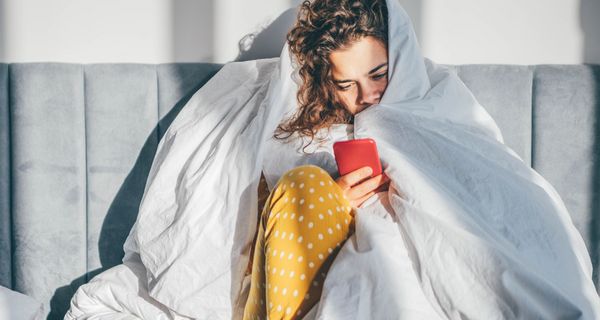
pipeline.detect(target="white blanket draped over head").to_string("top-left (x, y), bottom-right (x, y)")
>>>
top-left (120, 0), bottom-right (600, 318)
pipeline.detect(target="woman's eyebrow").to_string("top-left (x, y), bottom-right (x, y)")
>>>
top-left (333, 62), bottom-right (389, 84)
top-left (368, 62), bottom-right (388, 74)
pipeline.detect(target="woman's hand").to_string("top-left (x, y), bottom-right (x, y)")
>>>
top-left (335, 166), bottom-right (390, 209)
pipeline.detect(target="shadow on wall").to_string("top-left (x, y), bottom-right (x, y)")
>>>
top-left (235, 6), bottom-right (299, 62)
top-left (397, 0), bottom-right (423, 47)
top-left (172, 0), bottom-right (215, 62)
top-left (235, 0), bottom-right (303, 62)
top-left (582, 0), bottom-right (600, 293)
top-left (171, 0), bottom-right (303, 64)
top-left (580, 0), bottom-right (600, 64)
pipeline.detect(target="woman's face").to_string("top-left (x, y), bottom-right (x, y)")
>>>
top-left (329, 36), bottom-right (389, 115)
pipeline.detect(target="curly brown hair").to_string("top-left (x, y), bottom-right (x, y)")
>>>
top-left (273, 0), bottom-right (388, 153)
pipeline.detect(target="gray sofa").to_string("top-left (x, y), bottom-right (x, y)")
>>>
top-left (0, 62), bottom-right (599, 319)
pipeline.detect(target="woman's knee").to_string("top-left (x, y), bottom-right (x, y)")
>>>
top-left (270, 165), bottom-right (340, 207)
top-left (276, 164), bottom-right (333, 189)
top-left (265, 164), bottom-right (352, 224)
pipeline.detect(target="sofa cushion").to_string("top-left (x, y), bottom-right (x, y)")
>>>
top-left (532, 65), bottom-right (600, 287)
top-left (10, 63), bottom-right (88, 319)
top-left (454, 64), bottom-right (534, 166)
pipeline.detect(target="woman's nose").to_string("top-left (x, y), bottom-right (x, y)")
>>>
top-left (358, 83), bottom-right (381, 105)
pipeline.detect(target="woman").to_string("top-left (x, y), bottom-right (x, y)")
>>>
top-left (71, 0), bottom-right (599, 318)
top-left (243, 0), bottom-right (393, 318)
top-left (242, 0), bottom-right (399, 318)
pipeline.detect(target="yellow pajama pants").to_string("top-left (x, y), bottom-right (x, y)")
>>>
top-left (243, 164), bottom-right (355, 320)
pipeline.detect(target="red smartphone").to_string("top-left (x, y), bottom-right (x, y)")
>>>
top-left (333, 138), bottom-right (382, 178)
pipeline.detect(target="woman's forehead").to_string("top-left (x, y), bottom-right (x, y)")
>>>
top-left (329, 36), bottom-right (388, 80)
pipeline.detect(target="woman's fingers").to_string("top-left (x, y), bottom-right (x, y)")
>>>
top-left (336, 166), bottom-right (373, 189)
top-left (335, 167), bottom-right (391, 207)
top-left (349, 190), bottom-right (376, 208)
top-left (346, 173), bottom-right (388, 200)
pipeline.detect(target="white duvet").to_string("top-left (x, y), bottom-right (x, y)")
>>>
top-left (67, 0), bottom-right (600, 319)
top-left (0, 286), bottom-right (43, 320)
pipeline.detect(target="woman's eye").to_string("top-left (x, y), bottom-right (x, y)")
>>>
top-left (337, 84), bottom-right (352, 91)
top-left (372, 72), bottom-right (387, 80)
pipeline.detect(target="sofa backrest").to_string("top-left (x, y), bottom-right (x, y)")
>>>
top-left (0, 62), bottom-right (598, 319)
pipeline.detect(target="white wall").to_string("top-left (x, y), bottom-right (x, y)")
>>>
top-left (401, 0), bottom-right (600, 65)
top-left (0, 0), bottom-right (297, 64)
top-left (0, 0), bottom-right (176, 63)
top-left (0, 0), bottom-right (599, 64)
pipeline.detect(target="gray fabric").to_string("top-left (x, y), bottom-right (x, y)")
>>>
top-left (454, 64), bottom-right (534, 166)
top-left (532, 64), bottom-right (600, 289)
top-left (0, 63), bottom-right (10, 289)
top-left (84, 64), bottom-right (159, 280)
top-left (10, 63), bottom-right (88, 319)
top-left (1, 62), bottom-right (599, 319)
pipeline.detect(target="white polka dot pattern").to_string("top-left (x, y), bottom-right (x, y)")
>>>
top-left (243, 165), bottom-right (354, 320)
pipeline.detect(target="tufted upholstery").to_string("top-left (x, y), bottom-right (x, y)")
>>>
top-left (0, 62), bottom-right (599, 319)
